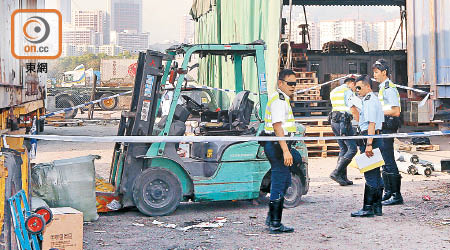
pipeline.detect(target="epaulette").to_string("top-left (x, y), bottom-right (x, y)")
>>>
top-left (364, 94), bottom-right (371, 101)
top-left (278, 93), bottom-right (285, 100)
top-left (384, 81), bottom-right (390, 89)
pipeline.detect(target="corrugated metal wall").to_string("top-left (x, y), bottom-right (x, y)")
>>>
top-left (193, 0), bottom-right (282, 99)
top-left (407, 0), bottom-right (450, 99)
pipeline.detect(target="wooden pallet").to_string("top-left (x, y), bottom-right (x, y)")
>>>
top-left (395, 144), bottom-right (440, 152)
top-left (295, 72), bottom-right (316, 79)
top-left (292, 95), bottom-right (322, 101)
top-left (47, 119), bottom-right (84, 127)
top-left (307, 144), bottom-right (340, 158)
top-left (297, 119), bottom-right (330, 127)
top-left (296, 78), bottom-right (319, 84)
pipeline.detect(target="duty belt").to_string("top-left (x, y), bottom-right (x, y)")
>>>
top-left (360, 130), bottom-right (381, 135)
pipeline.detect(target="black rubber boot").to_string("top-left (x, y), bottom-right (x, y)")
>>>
top-left (381, 171), bottom-right (392, 201)
top-left (341, 158), bottom-right (353, 185)
top-left (351, 184), bottom-right (376, 217)
top-left (265, 210), bottom-right (270, 226)
top-left (382, 173), bottom-right (404, 206)
top-left (373, 188), bottom-right (383, 216)
top-left (330, 157), bottom-right (348, 186)
top-left (269, 198), bottom-right (294, 234)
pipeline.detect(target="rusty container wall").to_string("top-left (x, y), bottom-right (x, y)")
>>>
top-left (406, 0), bottom-right (450, 121)
top-left (0, 0), bottom-right (46, 109)
top-left (407, 0), bottom-right (450, 97)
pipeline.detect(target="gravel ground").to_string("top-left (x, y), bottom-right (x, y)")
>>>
top-left (33, 119), bottom-right (450, 250)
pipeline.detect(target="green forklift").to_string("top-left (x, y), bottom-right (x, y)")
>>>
top-left (107, 41), bottom-right (309, 216)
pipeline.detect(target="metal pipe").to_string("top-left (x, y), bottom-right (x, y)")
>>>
top-left (286, 0), bottom-right (293, 69)
top-left (303, 5), bottom-right (311, 49)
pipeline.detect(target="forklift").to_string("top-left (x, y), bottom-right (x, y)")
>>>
top-left (107, 42), bottom-right (310, 216)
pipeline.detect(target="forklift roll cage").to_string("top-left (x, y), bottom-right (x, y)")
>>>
top-left (108, 42), bottom-right (309, 217)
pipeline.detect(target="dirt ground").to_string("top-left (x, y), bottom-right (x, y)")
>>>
top-left (33, 115), bottom-right (450, 250)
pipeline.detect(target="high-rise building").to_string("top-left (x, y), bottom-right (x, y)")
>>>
top-left (319, 21), bottom-right (335, 48)
top-left (319, 19), bottom-right (372, 50)
top-left (72, 10), bottom-right (109, 45)
top-left (56, 0), bottom-right (72, 23)
top-left (63, 24), bottom-right (95, 45)
top-left (108, 0), bottom-right (142, 33)
top-left (99, 44), bottom-right (123, 56)
top-left (110, 30), bottom-right (149, 53)
top-left (375, 19), bottom-right (405, 50)
top-left (179, 14), bottom-right (195, 44)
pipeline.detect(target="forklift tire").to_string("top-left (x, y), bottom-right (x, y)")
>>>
top-left (283, 174), bottom-right (304, 208)
top-left (37, 118), bottom-right (45, 133)
top-left (132, 168), bottom-right (182, 216)
top-left (99, 93), bottom-right (118, 111)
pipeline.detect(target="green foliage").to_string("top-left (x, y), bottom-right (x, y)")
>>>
top-left (48, 52), bottom-right (138, 79)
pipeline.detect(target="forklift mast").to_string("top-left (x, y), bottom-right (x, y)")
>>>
top-left (110, 50), bottom-right (174, 206)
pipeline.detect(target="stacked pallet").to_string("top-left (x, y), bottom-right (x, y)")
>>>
top-left (395, 144), bottom-right (440, 152)
top-left (292, 72), bottom-right (321, 102)
top-left (298, 118), bottom-right (339, 158)
top-left (46, 114), bottom-right (84, 127)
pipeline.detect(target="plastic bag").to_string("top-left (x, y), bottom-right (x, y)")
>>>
top-left (31, 155), bottom-right (100, 221)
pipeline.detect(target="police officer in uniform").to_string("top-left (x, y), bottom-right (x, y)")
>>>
top-left (373, 59), bottom-right (403, 206)
top-left (329, 77), bottom-right (360, 186)
top-left (351, 75), bottom-right (384, 217)
top-left (263, 69), bottom-right (301, 233)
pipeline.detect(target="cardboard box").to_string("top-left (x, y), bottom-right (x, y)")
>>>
top-left (42, 207), bottom-right (83, 250)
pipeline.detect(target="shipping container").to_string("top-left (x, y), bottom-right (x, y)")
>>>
top-left (100, 59), bottom-right (138, 87)
top-left (406, 0), bottom-right (450, 121)
top-left (0, 0), bottom-right (46, 133)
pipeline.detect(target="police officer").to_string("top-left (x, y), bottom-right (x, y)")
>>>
top-left (329, 77), bottom-right (360, 186)
top-left (351, 75), bottom-right (384, 217)
top-left (373, 59), bottom-right (403, 206)
top-left (263, 69), bottom-right (301, 233)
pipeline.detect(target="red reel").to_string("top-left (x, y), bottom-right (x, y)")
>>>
top-left (25, 214), bottom-right (45, 234)
top-left (34, 206), bottom-right (53, 224)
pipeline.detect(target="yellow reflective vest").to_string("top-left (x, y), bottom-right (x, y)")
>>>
top-left (378, 80), bottom-right (401, 112)
top-left (264, 91), bottom-right (296, 134)
top-left (330, 84), bottom-right (351, 112)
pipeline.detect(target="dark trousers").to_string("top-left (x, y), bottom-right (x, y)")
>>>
top-left (264, 141), bottom-right (302, 200)
top-left (358, 138), bottom-right (384, 188)
top-left (381, 128), bottom-right (399, 174)
top-left (331, 121), bottom-right (357, 159)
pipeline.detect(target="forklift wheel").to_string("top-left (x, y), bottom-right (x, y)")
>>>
top-left (284, 174), bottom-right (304, 208)
top-left (25, 214), bottom-right (46, 234)
top-left (35, 206), bottom-right (53, 224)
top-left (132, 168), bottom-right (182, 216)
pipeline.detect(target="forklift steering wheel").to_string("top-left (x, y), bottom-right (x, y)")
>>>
top-left (181, 95), bottom-right (203, 111)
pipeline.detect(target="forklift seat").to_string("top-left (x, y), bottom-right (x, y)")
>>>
top-left (155, 104), bottom-right (190, 136)
top-left (201, 91), bottom-right (255, 135)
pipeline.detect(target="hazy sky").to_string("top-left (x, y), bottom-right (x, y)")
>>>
top-left (46, 0), bottom-right (401, 44)
top-left (46, 0), bottom-right (193, 43)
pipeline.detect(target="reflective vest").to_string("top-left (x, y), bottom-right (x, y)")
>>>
top-left (330, 84), bottom-right (351, 112)
top-left (379, 80), bottom-right (401, 112)
top-left (264, 92), bottom-right (296, 134)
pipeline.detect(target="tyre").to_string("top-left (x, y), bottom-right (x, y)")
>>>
top-left (25, 214), bottom-right (46, 234)
top-left (56, 96), bottom-right (78, 119)
top-left (99, 93), bottom-right (118, 111)
top-left (37, 118), bottom-right (45, 133)
top-left (34, 206), bottom-right (53, 224)
top-left (284, 174), bottom-right (304, 208)
top-left (132, 168), bottom-right (182, 216)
